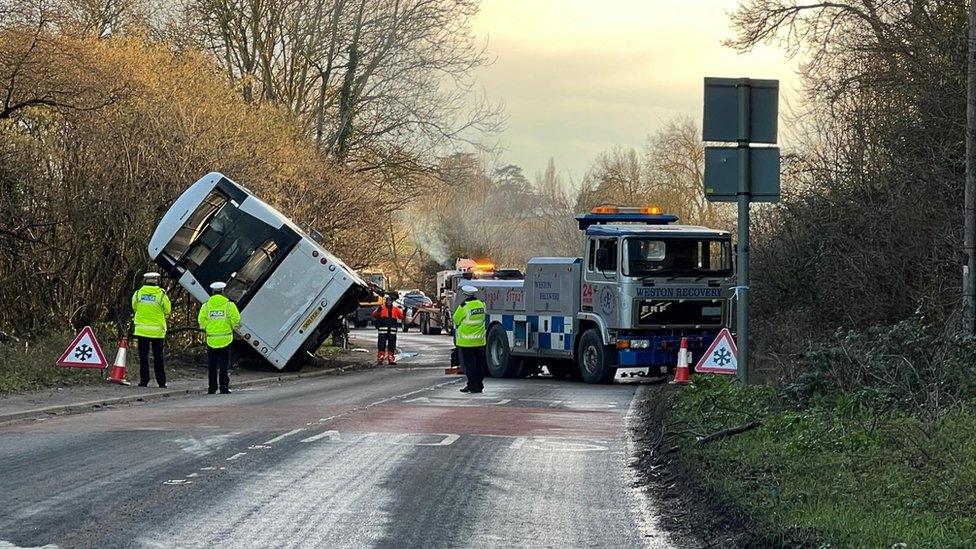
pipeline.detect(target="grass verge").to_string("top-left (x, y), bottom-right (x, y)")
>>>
top-left (666, 376), bottom-right (976, 548)
top-left (0, 326), bottom-right (203, 394)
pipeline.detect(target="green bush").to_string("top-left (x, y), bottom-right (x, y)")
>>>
top-left (797, 314), bottom-right (976, 419)
top-left (672, 376), bottom-right (976, 548)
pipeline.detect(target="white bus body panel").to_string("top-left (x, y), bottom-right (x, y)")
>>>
top-left (148, 172), bottom-right (369, 369)
top-left (238, 195), bottom-right (287, 229)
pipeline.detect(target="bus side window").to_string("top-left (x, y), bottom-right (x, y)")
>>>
top-left (226, 239), bottom-right (279, 302)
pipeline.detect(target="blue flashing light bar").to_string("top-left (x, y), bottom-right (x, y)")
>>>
top-left (575, 212), bottom-right (680, 230)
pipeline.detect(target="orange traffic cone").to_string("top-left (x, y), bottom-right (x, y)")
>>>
top-left (670, 337), bottom-right (691, 385)
top-left (107, 337), bottom-right (131, 385)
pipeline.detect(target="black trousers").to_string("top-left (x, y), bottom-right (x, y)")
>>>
top-left (137, 336), bottom-right (165, 387)
top-left (377, 331), bottom-right (397, 353)
top-left (207, 347), bottom-right (231, 393)
top-left (459, 346), bottom-right (487, 391)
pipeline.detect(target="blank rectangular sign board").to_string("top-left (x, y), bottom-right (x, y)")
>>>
top-left (703, 146), bottom-right (781, 203)
top-left (703, 78), bottom-right (779, 144)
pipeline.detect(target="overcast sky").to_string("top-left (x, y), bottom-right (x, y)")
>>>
top-left (470, 0), bottom-right (800, 182)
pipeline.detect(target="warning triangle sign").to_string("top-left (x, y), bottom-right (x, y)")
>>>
top-left (57, 326), bottom-right (108, 369)
top-left (695, 328), bottom-right (738, 375)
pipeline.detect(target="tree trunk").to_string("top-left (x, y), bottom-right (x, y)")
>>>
top-left (335, 42), bottom-right (358, 160)
top-left (965, 0), bottom-right (976, 336)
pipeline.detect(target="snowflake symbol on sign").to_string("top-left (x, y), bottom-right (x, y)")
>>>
top-left (74, 344), bottom-right (93, 361)
top-left (713, 347), bottom-right (733, 367)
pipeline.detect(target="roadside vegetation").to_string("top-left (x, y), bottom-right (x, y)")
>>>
top-left (638, 3), bottom-right (976, 547)
top-left (668, 330), bottom-right (976, 546)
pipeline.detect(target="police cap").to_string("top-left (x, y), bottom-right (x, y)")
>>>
top-left (144, 271), bottom-right (161, 280)
top-left (460, 285), bottom-right (478, 295)
top-left (210, 281), bottom-right (227, 291)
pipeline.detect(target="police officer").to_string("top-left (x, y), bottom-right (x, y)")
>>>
top-left (453, 285), bottom-right (487, 393)
top-left (198, 281), bottom-right (241, 394)
top-left (131, 272), bottom-right (171, 388)
top-left (371, 293), bottom-right (404, 365)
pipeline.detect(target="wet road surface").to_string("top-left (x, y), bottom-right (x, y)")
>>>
top-left (0, 330), bottom-right (669, 548)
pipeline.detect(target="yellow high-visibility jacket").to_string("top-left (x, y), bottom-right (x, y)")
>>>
top-left (132, 285), bottom-right (171, 338)
top-left (198, 294), bottom-right (241, 349)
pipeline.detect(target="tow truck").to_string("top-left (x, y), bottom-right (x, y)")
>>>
top-left (464, 206), bottom-right (734, 383)
top-left (416, 259), bottom-right (522, 335)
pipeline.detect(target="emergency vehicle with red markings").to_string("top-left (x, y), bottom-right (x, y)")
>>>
top-left (416, 259), bottom-right (522, 336)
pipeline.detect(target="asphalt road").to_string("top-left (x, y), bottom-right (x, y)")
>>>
top-left (0, 329), bottom-right (670, 548)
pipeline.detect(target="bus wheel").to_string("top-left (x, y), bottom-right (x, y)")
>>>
top-left (577, 329), bottom-right (616, 384)
top-left (487, 324), bottom-right (519, 378)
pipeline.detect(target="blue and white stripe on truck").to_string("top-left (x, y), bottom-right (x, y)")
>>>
top-left (487, 314), bottom-right (574, 351)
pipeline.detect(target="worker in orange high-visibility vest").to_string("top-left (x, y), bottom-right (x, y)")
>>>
top-left (371, 293), bottom-right (404, 365)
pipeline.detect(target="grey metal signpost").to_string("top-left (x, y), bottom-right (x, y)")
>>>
top-left (702, 77), bottom-right (780, 384)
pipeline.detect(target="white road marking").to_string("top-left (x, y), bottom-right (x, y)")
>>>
top-left (404, 396), bottom-right (512, 406)
top-left (247, 444), bottom-right (270, 450)
top-left (186, 473), bottom-right (199, 478)
top-left (226, 452), bottom-right (247, 461)
top-left (300, 430), bottom-right (341, 443)
top-left (524, 438), bottom-right (608, 452)
top-left (263, 428), bottom-right (304, 445)
top-left (388, 433), bottom-right (459, 446)
top-left (0, 540), bottom-right (58, 548)
top-left (162, 479), bottom-right (191, 485)
top-left (623, 383), bottom-right (675, 548)
top-left (509, 437), bottom-right (527, 450)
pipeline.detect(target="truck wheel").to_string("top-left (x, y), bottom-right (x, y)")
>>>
top-left (577, 329), bottom-right (616, 384)
top-left (487, 324), bottom-right (520, 378)
top-left (402, 317), bottom-right (410, 333)
top-left (420, 314), bottom-right (429, 335)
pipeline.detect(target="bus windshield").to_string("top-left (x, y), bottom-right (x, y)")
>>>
top-left (623, 237), bottom-right (732, 277)
top-left (174, 202), bottom-right (296, 300)
top-left (162, 190), bottom-right (227, 262)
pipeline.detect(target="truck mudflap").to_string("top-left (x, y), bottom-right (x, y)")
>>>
top-left (614, 333), bottom-right (718, 369)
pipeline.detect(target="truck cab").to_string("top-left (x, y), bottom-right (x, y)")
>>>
top-left (577, 208), bottom-right (733, 380)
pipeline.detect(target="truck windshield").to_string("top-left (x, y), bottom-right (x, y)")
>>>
top-left (623, 237), bottom-right (732, 277)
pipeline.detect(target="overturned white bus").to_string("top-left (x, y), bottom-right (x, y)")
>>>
top-left (148, 172), bottom-right (371, 369)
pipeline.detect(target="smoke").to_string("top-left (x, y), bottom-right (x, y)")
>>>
top-left (411, 219), bottom-right (452, 267)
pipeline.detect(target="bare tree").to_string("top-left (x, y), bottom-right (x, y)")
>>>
top-left (181, 0), bottom-right (504, 175)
